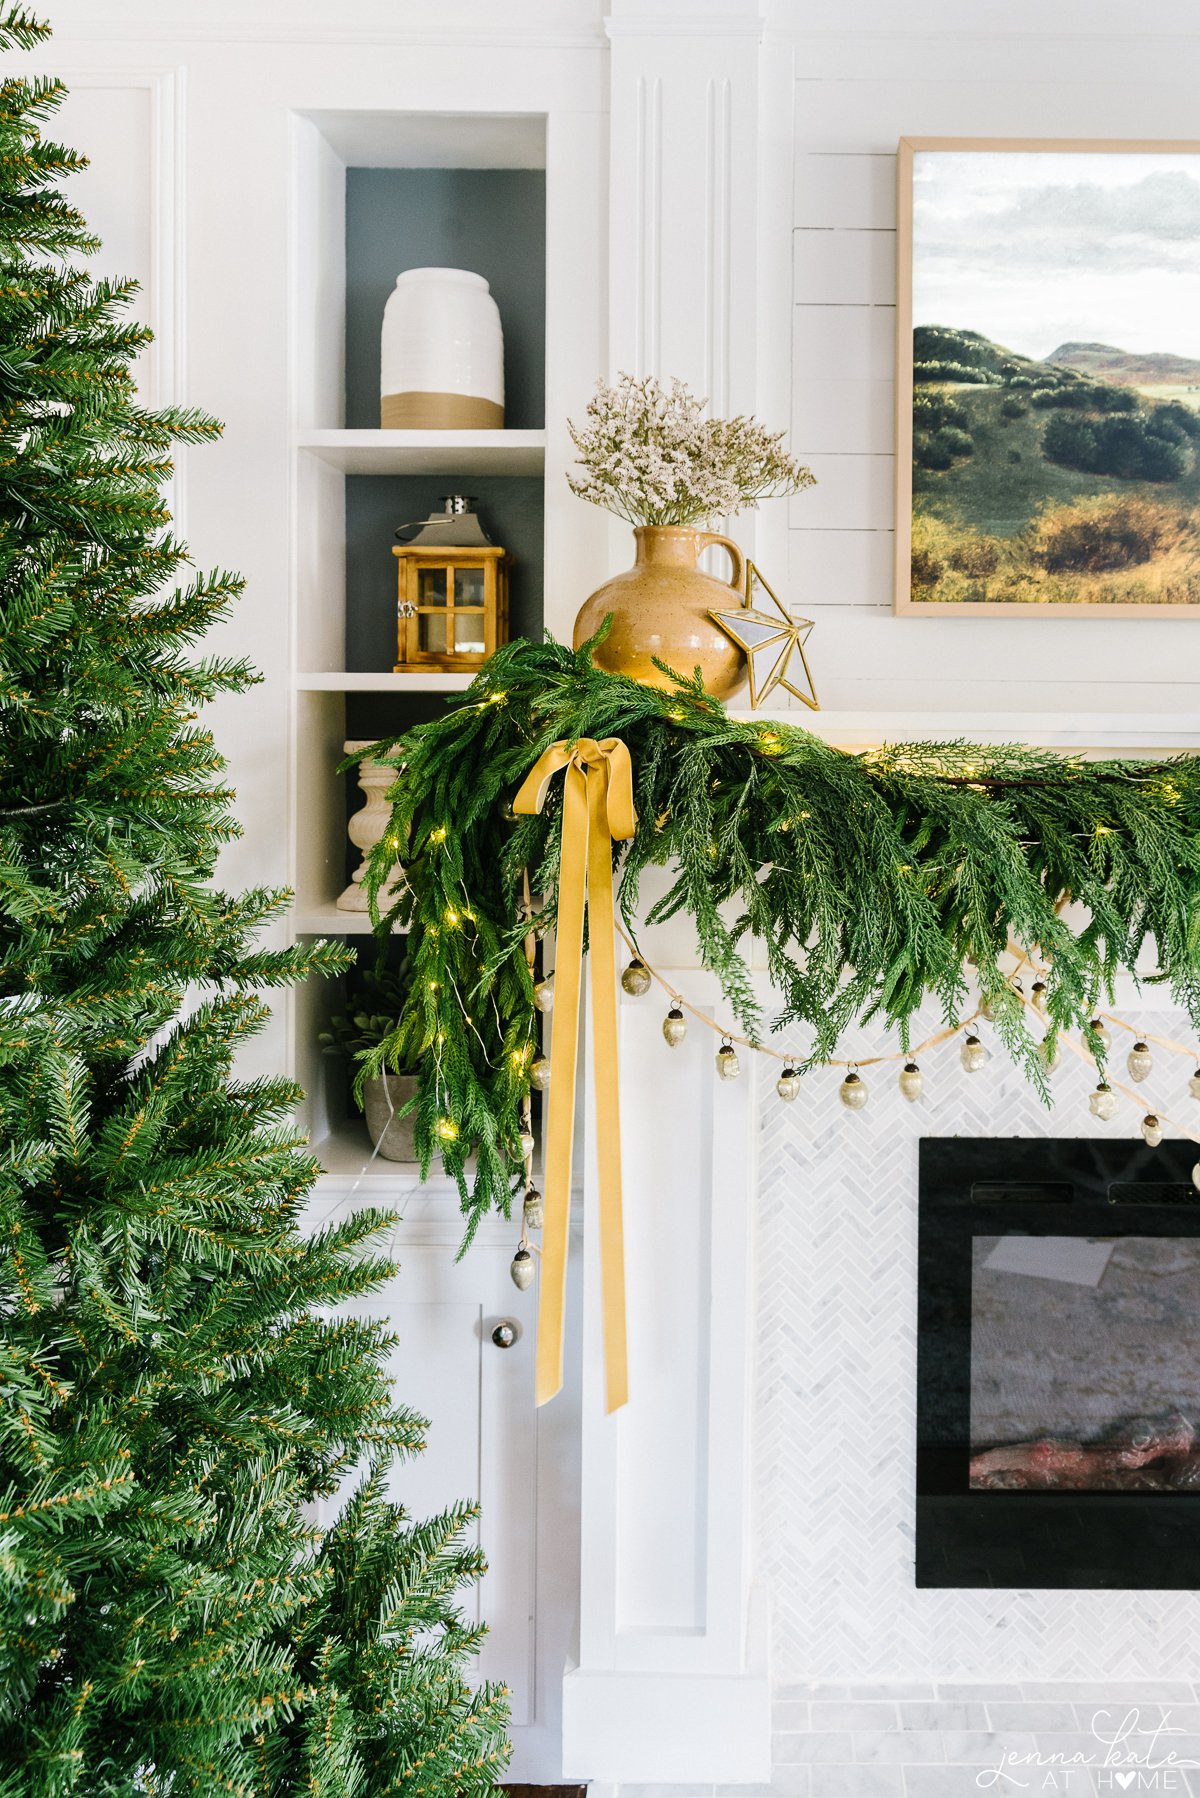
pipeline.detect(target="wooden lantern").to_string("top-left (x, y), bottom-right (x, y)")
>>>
top-left (392, 543), bottom-right (509, 673)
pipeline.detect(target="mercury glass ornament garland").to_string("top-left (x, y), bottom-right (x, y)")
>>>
top-left (357, 634), bottom-right (1200, 1243)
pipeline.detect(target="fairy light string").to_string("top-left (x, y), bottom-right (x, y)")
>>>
top-left (610, 921), bottom-right (1200, 1151)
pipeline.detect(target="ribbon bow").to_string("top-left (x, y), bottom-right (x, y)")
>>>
top-left (514, 737), bottom-right (637, 1412)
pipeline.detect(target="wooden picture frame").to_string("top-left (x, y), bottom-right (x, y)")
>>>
top-left (895, 138), bottom-right (1200, 616)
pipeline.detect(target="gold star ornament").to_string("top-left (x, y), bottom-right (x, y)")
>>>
top-left (709, 561), bottom-right (819, 711)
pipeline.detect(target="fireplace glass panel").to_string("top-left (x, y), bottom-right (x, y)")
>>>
top-left (970, 1233), bottom-right (1200, 1492)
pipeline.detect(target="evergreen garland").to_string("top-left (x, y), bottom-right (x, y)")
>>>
top-left (0, 15), bottom-right (509, 1794)
top-left (362, 634), bottom-right (1200, 1239)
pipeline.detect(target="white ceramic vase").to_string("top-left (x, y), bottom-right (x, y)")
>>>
top-left (338, 739), bottom-right (406, 913)
top-left (380, 267), bottom-right (504, 430)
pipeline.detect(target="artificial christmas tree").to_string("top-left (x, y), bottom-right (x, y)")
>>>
top-left (0, 12), bottom-right (509, 1793)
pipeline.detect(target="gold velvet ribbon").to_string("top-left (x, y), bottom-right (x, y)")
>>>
top-left (514, 738), bottom-right (637, 1412)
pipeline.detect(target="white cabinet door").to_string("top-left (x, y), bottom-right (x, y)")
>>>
top-left (336, 1233), bottom-right (539, 1723)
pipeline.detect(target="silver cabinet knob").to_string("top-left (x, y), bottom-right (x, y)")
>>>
top-left (491, 1320), bottom-right (520, 1349)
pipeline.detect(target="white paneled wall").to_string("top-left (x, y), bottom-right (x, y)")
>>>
top-left (786, 13), bottom-right (1200, 711)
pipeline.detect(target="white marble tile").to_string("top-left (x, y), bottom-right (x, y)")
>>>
top-left (811, 1703), bottom-right (900, 1731)
top-left (987, 1703), bottom-right (1079, 1732)
top-left (933, 1732), bottom-right (1040, 1766)
top-left (898, 1704), bottom-right (988, 1732)
top-left (773, 1734), bottom-right (854, 1766)
top-left (938, 1684), bottom-right (1022, 1701)
top-left (852, 1732), bottom-right (946, 1765)
top-left (809, 1767), bottom-right (903, 1797)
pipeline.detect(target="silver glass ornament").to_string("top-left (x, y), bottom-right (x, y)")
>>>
top-left (839, 1068), bottom-right (869, 1110)
top-left (1126, 1040), bottom-right (1153, 1083)
top-left (1088, 1082), bottom-right (1119, 1121)
top-left (1141, 1114), bottom-right (1164, 1148)
top-left (522, 1185), bottom-right (544, 1230)
top-left (518, 1128), bottom-right (536, 1162)
top-left (1088, 1018), bottom-right (1113, 1055)
top-left (1031, 979), bottom-right (1048, 1013)
top-left (662, 1004), bottom-right (687, 1048)
top-left (530, 1055), bottom-right (552, 1092)
top-left (716, 1039), bottom-right (741, 1081)
top-left (960, 1033), bottom-right (988, 1073)
top-left (1040, 1036), bottom-right (1062, 1073)
top-left (533, 975), bottom-right (555, 1013)
top-left (897, 1061), bottom-right (923, 1102)
top-left (776, 1066), bottom-right (801, 1103)
top-left (1190, 1068), bottom-right (1200, 1099)
top-left (510, 1246), bottom-right (535, 1290)
top-left (621, 958), bottom-right (652, 997)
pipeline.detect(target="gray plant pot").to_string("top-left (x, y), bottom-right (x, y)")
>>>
top-left (362, 1073), bottom-right (419, 1162)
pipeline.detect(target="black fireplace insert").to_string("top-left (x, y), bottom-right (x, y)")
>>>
top-left (916, 1136), bottom-right (1200, 1589)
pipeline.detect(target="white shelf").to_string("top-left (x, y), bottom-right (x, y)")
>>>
top-left (312, 1120), bottom-right (422, 1183)
top-left (310, 1121), bottom-right (471, 1189)
top-left (292, 906), bottom-right (406, 936)
top-left (296, 428), bottom-right (546, 475)
top-left (727, 708), bottom-right (1200, 753)
top-left (296, 671), bottom-right (476, 692)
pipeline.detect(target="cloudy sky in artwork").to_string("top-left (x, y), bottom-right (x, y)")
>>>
top-left (911, 150), bottom-right (1200, 361)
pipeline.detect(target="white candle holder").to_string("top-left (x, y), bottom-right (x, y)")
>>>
top-left (338, 739), bottom-right (406, 912)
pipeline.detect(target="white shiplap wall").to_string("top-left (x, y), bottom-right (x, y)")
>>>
top-left (786, 5), bottom-right (1200, 714)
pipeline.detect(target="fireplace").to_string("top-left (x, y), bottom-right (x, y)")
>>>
top-left (916, 1136), bottom-right (1200, 1589)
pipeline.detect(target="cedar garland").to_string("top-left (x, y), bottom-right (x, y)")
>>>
top-left (361, 634), bottom-right (1200, 1241)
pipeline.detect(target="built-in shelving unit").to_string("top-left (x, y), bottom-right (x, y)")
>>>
top-left (288, 107), bottom-right (552, 1173)
top-left (297, 427), bottom-right (546, 476)
top-left (295, 671), bottom-right (475, 693)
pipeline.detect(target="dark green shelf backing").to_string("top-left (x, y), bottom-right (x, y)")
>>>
top-left (344, 167), bottom-right (546, 431)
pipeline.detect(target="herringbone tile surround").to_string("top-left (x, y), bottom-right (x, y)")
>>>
top-left (737, 1007), bottom-right (1200, 1798)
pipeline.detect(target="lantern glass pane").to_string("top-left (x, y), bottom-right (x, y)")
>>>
top-left (419, 612), bottom-right (448, 653)
top-left (453, 613), bottom-right (486, 654)
top-left (454, 566), bottom-right (486, 606)
top-left (418, 567), bottom-right (448, 607)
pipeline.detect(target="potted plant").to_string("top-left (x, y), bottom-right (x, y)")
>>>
top-left (320, 957), bottom-right (419, 1162)
top-left (568, 372), bottom-right (814, 698)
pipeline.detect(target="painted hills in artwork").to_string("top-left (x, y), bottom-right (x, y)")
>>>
top-left (910, 325), bottom-right (1200, 606)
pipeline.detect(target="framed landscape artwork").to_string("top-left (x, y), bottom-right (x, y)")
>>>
top-left (896, 138), bottom-right (1200, 615)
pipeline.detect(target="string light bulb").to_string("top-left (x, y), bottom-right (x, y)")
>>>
top-left (776, 1066), bottom-right (801, 1103)
top-left (1088, 1082), bottom-right (1119, 1121)
top-left (1126, 1040), bottom-right (1153, 1083)
top-left (662, 1004), bottom-right (687, 1048)
top-left (898, 1061), bottom-right (923, 1102)
top-left (529, 1056), bottom-right (551, 1092)
top-left (839, 1067), bottom-right (868, 1110)
top-left (523, 1185), bottom-right (544, 1230)
top-left (621, 957), bottom-right (652, 997)
top-left (533, 975), bottom-right (555, 1013)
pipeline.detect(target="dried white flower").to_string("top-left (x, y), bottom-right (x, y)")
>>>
top-left (567, 373), bottom-right (815, 527)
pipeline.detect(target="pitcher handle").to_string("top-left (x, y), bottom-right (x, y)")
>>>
top-left (696, 530), bottom-right (745, 598)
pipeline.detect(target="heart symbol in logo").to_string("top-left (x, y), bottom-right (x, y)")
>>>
top-left (1115, 1775), bottom-right (1136, 1790)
